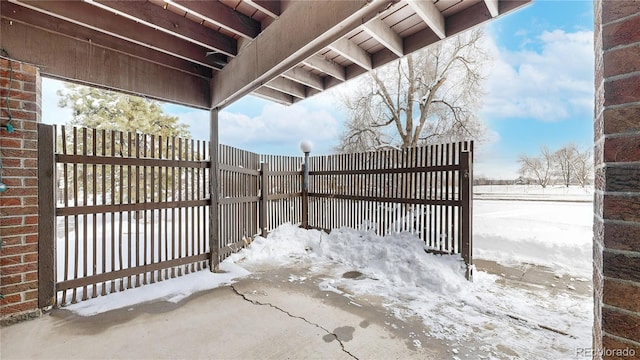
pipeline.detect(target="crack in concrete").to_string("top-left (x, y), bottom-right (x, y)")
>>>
top-left (230, 285), bottom-right (359, 360)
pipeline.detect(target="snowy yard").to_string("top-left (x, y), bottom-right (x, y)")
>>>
top-left (65, 190), bottom-right (594, 359)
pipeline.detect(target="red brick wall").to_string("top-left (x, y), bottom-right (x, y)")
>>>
top-left (594, 0), bottom-right (640, 357)
top-left (0, 57), bottom-right (41, 325)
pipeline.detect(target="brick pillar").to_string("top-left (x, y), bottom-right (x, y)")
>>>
top-left (0, 57), bottom-right (42, 325)
top-left (594, 0), bottom-right (640, 357)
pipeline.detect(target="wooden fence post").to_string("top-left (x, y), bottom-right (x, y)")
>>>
top-left (209, 109), bottom-right (220, 272)
top-left (460, 151), bottom-right (473, 281)
top-left (37, 123), bottom-right (56, 307)
top-left (301, 161), bottom-right (309, 229)
top-left (259, 162), bottom-right (269, 237)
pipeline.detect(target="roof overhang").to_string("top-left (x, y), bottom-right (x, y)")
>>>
top-left (0, 0), bottom-right (532, 110)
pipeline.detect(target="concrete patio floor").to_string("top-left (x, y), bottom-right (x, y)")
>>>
top-left (1, 260), bottom-right (589, 359)
top-left (1, 266), bottom-right (451, 360)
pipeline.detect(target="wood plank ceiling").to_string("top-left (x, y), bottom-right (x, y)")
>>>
top-left (0, 0), bottom-right (531, 109)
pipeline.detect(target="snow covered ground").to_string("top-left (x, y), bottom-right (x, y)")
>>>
top-left (475, 199), bottom-right (593, 278)
top-left (65, 189), bottom-right (594, 359)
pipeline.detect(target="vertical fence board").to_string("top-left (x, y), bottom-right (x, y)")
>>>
top-left (460, 150), bottom-right (473, 280)
top-left (101, 130), bottom-right (107, 295)
top-left (210, 109), bottom-right (220, 271)
top-left (37, 124), bottom-right (56, 308)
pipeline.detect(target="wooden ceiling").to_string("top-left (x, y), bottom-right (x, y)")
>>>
top-left (0, 0), bottom-right (531, 109)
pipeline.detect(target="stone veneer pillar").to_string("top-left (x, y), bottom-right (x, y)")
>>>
top-left (593, 0), bottom-right (640, 357)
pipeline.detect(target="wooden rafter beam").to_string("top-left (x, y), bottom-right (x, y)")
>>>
top-left (252, 87), bottom-right (294, 105)
top-left (446, 0), bottom-right (531, 36)
top-left (318, 0), bottom-right (534, 100)
top-left (302, 55), bottom-right (346, 82)
top-left (245, 0), bottom-right (280, 18)
top-left (406, 0), bottom-right (446, 39)
top-left (211, 0), bottom-right (394, 108)
top-left (170, 0), bottom-right (260, 40)
top-left (282, 67), bottom-right (324, 91)
top-left (1, 1), bottom-right (212, 78)
top-left (91, 0), bottom-right (236, 57)
top-left (12, 0), bottom-right (215, 68)
top-left (483, 0), bottom-right (500, 18)
top-left (1, 18), bottom-right (211, 108)
top-left (265, 77), bottom-right (306, 99)
top-left (362, 18), bottom-right (403, 57)
top-left (328, 37), bottom-right (372, 71)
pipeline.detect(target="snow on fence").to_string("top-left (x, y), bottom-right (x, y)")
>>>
top-left (306, 142), bottom-right (473, 268)
top-left (37, 124), bottom-right (473, 307)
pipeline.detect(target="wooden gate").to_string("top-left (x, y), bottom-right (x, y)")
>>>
top-left (38, 124), bottom-right (212, 306)
top-left (259, 154), bottom-right (303, 234)
top-left (218, 145), bottom-right (260, 259)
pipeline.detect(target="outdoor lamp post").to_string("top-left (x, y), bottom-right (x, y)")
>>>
top-left (300, 140), bottom-right (312, 188)
top-left (300, 140), bottom-right (313, 229)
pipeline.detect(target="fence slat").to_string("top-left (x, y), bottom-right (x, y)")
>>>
top-left (37, 124), bottom-right (56, 308)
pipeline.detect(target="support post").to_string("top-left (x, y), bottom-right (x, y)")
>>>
top-left (209, 108), bottom-right (220, 271)
top-left (259, 162), bottom-right (269, 237)
top-left (460, 151), bottom-right (473, 281)
top-left (37, 123), bottom-right (56, 307)
top-left (301, 152), bottom-right (309, 229)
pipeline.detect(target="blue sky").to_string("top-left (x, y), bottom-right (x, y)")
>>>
top-left (477, 0), bottom-right (594, 178)
top-left (42, 0), bottom-right (595, 179)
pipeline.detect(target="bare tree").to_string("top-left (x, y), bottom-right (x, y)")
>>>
top-left (518, 146), bottom-right (554, 188)
top-left (571, 147), bottom-right (593, 187)
top-left (554, 144), bottom-right (579, 187)
top-left (336, 28), bottom-right (488, 153)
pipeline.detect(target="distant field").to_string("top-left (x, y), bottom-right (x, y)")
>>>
top-left (473, 184), bottom-right (593, 202)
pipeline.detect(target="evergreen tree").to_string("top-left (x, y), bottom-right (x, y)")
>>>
top-left (57, 84), bottom-right (189, 138)
top-left (56, 84), bottom-right (193, 205)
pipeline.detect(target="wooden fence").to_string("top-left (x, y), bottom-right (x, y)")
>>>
top-left (38, 124), bottom-right (473, 306)
top-left (218, 145), bottom-right (260, 258)
top-left (39, 125), bottom-right (212, 306)
top-left (217, 149), bottom-right (303, 256)
top-left (307, 142), bottom-right (473, 261)
top-left (259, 154), bottom-right (303, 234)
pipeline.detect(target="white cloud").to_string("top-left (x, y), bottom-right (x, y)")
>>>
top-left (482, 29), bottom-right (594, 122)
top-left (172, 109), bottom-right (210, 141)
top-left (42, 77), bottom-right (345, 156)
top-left (472, 128), bottom-right (521, 179)
top-left (218, 102), bottom-right (340, 155)
top-left (173, 97), bottom-right (343, 156)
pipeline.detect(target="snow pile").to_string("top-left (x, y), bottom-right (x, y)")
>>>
top-left (232, 224), bottom-right (469, 295)
top-left (231, 223), bottom-right (591, 357)
top-left (231, 224), bottom-right (479, 338)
